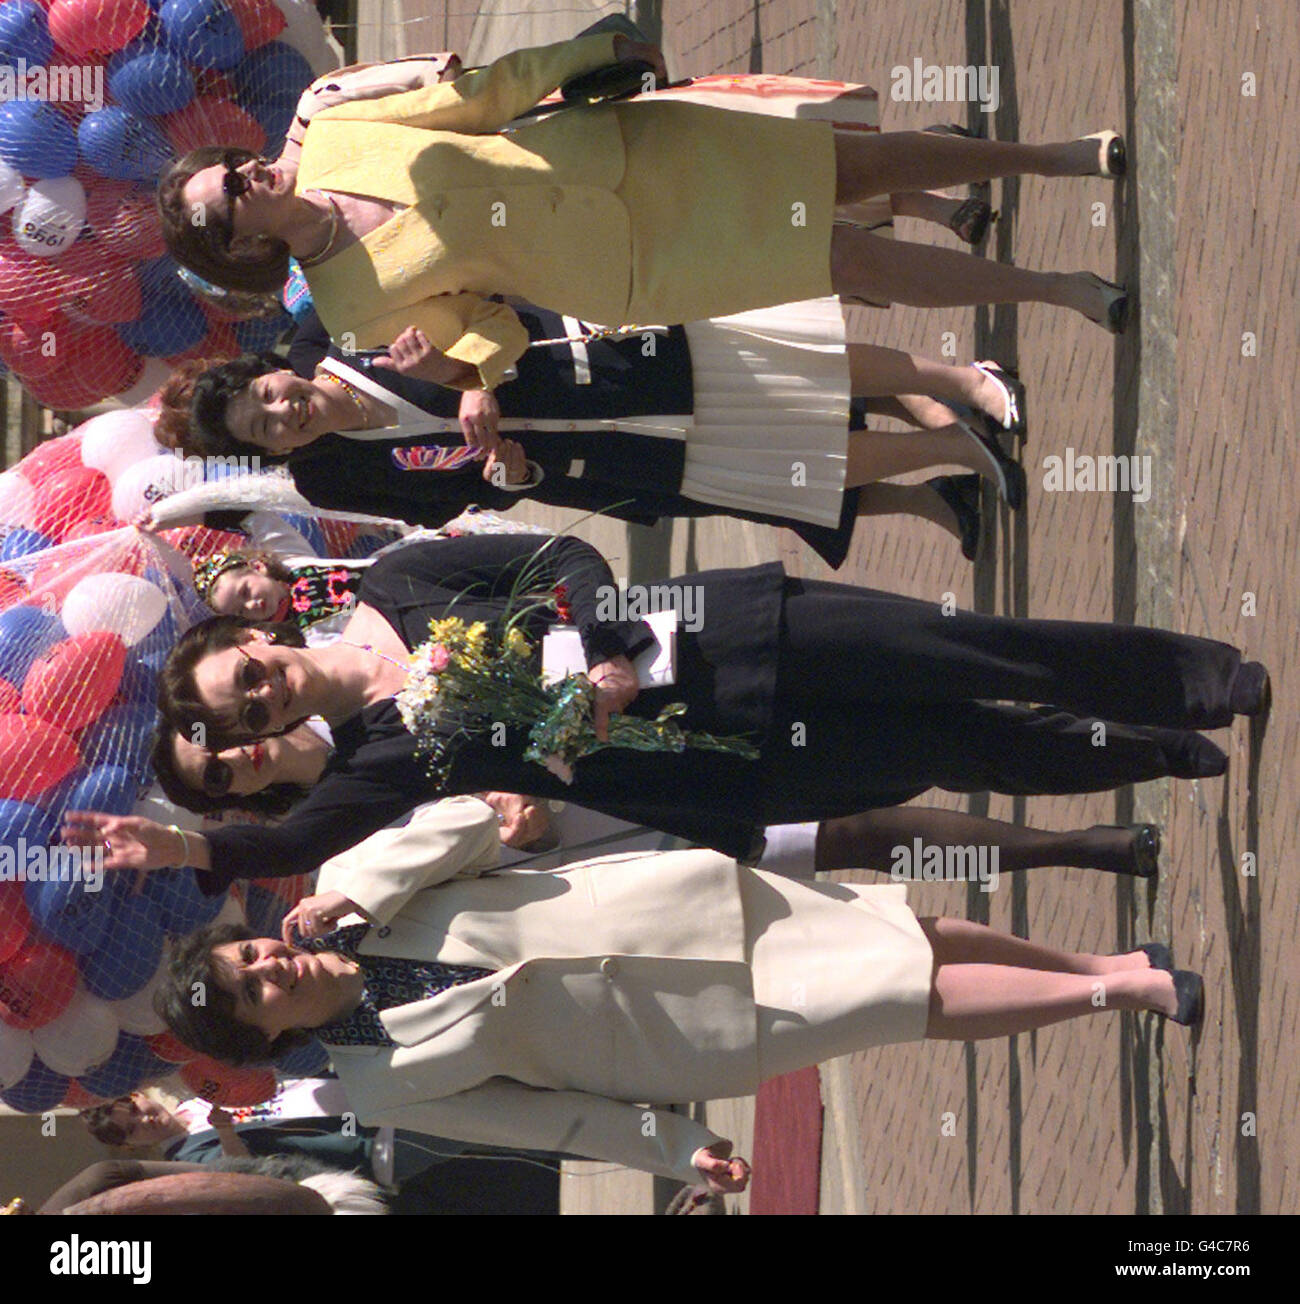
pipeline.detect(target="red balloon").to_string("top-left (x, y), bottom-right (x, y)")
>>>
top-left (162, 96), bottom-right (267, 158)
top-left (227, 0), bottom-right (286, 49)
top-left (180, 1056), bottom-right (277, 1107)
top-left (30, 464), bottom-right (113, 540)
top-left (86, 190), bottom-right (164, 262)
top-left (146, 1031), bottom-right (198, 1064)
top-left (0, 885), bottom-right (33, 966)
top-left (0, 714), bottom-right (81, 801)
top-left (63, 1080), bottom-right (112, 1109)
top-left (0, 938), bottom-right (78, 1030)
top-left (60, 516), bottom-right (119, 543)
top-left (0, 682), bottom-right (20, 714)
top-left (0, 568), bottom-right (26, 606)
top-left (20, 362), bottom-right (107, 411)
top-left (58, 244), bottom-right (143, 326)
top-left (167, 319), bottom-right (239, 367)
top-left (47, 0), bottom-right (150, 58)
top-left (15, 433), bottom-right (83, 483)
top-left (22, 632), bottom-right (126, 733)
top-left (60, 323), bottom-right (142, 401)
top-left (0, 243), bottom-right (75, 325)
top-left (0, 317), bottom-right (63, 380)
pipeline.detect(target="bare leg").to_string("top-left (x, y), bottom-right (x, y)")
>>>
top-left (890, 189), bottom-right (965, 227)
top-left (918, 917), bottom-right (1179, 1039)
top-left (846, 426), bottom-right (997, 486)
top-left (815, 809), bottom-right (1143, 875)
top-left (847, 343), bottom-right (1007, 423)
top-left (854, 482), bottom-right (962, 539)
top-left (836, 131), bottom-right (1098, 204)
top-left (832, 227), bottom-right (1107, 319)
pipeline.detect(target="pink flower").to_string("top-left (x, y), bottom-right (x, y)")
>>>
top-left (429, 645), bottom-right (451, 673)
top-left (543, 754), bottom-right (574, 784)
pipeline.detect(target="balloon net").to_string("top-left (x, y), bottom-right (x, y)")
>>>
top-left (0, 0), bottom-right (332, 408)
top-left (0, 413), bottom-right (414, 1112)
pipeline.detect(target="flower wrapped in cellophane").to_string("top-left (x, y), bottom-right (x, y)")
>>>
top-left (395, 610), bottom-right (759, 785)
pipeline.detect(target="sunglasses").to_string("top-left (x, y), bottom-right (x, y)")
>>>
top-left (234, 645), bottom-right (272, 735)
top-left (215, 151), bottom-right (257, 247)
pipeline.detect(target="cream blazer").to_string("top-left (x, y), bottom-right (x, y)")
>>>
top-left (297, 32), bottom-right (628, 390)
top-left (316, 796), bottom-right (762, 1184)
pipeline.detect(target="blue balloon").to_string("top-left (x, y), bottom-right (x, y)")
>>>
top-left (0, 101), bottom-right (77, 178)
top-left (79, 1033), bottom-right (170, 1098)
top-left (0, 1058), bottom-right (69, 1113)
top-left (137, 253), bottom-right (186, 298)
top-left (274, 1039), bottom-right (331, 1077)
top-left (234, 311), bottom-right (292, 354)
top-left (234, 41), bottom-right (314, 104)
top-left (0, 2), bottom-right (53, 70)
top-left (280, 513), bottom-right (327, 556)
top-left (242, 96), bottom-right (295, 155)
top-left (77, 106), bottom-right (173, 182)
top-left (0, 526), bottom-right (55, 563)
top-left (108, 42), bottom-right (195, 118)
top-left (117, 288), bottom-right (207, 357)
top-left (64, 765), bottom-right (141, 817)
top-left (116, 654), bottom-right (159, 708)
top-left (79, 702), bottom-right (159, 775)
top-left (146, 868), bottom-right (226, 934)
top-left (160, 0), bottom-right (246, 71)
top-left (0, 798), bottom-right (57, 848)
top-left (25, 875), bottom-right (113, 957)
top-left (0, 604), bottom-right (63, 683)
top-left (80, 892), bottom-right (165, 1000)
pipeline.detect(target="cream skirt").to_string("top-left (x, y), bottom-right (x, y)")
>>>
top-left (680, 296), bottom-right (852, 528)
top-left (744, 872), bottom-right (934, 1082)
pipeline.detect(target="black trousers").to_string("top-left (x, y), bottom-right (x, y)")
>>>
top-left (750, 580), bottom-right (1241, 819)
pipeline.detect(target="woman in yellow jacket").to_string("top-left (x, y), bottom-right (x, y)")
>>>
top-left (159, 31), bottom-right (1128, 393)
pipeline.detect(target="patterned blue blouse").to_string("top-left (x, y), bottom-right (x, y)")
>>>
top-left (306, 924), bottom-right (494, 1049)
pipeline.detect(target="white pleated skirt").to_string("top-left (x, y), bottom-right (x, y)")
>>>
top-left (679, 296), bottom-right (852, 528)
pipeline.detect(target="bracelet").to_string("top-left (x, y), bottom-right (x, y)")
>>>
top-left (167, 824), bottom-right (194, 869)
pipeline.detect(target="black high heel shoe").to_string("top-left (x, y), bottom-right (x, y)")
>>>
top-left (1168, 970), bottom-right (1204, 1027)
top-left (948, 197), bottom-right (997, 247)
top-left (1081, 129), bottom-right (1127, 179)
top-left (927, 474), bottom-right (983, 561)
top-left (1083, 273), bottom-right (1130, 334)
top-left (954, 417), bottom-right (1026, 510)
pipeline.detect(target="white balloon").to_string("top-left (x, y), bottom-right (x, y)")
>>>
top-left (110, 950), bottom-right (170, 1036)
top-left (0, 469), bottom-right (36, 527)
top-left (31, 986), bottom-right (119, 1078)
top-left (110, 452), bottom-right (199, 522)
top-left (0, 1022), bottom-right (34, 1088)
top-left (0, 161), bottom-right (24, 217)
top-left (61, 572), bottom-right (168, 646)
top-left (12, 177), bottom-right (87, 257)
top-left (272, 0), bottom-right (340, 74)
top-left (78, 410), bottom-right (163, 483)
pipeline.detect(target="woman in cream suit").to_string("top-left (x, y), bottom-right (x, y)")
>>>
top-left (158, 31), bottom-right (1129, 392)
top-left (158, 798), bottom-right (1201, 1191)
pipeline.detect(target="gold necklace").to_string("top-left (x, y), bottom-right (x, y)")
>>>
top-left (298, 193), bottom-right (341, 268)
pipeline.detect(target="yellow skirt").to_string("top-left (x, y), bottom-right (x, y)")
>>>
top-left (610, 101), bottom-right (838, 323)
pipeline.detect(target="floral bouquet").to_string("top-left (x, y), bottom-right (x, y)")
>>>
top-left (395, 603), bottom-right (759, 784)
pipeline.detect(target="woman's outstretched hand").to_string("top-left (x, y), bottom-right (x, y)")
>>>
top-left (692, 1142), bottom-right (751, 1194)
top-left (587, 655), bottom-right (639, 742)
top-left (60, 812), bottom-right (197, 893)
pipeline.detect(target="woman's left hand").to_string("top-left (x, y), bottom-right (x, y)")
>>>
top-left (373, 326), bottom-right (476, 388)
top-left (458, 389), bottom-right (501, 452)
top-left (281, 890), bottom-right (359, 945)
top-left (692, 1142), bottom-right (751, 1194)
top-left (587, 655), bottom-right (639, 742)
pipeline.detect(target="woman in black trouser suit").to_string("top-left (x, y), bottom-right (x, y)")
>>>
top-left (65, 533), bottom-right (1264, 887)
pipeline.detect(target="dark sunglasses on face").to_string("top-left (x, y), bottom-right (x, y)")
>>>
top-left (235, 646), bottom-right (272, 735)
top-left (215, 151), bottom-right (258, 248)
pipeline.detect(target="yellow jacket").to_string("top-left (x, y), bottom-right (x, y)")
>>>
top-left (298, 33), bottom-right (632, 389)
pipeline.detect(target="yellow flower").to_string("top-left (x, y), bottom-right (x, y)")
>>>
top-left (504, 627), bottom-right (533, 659)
